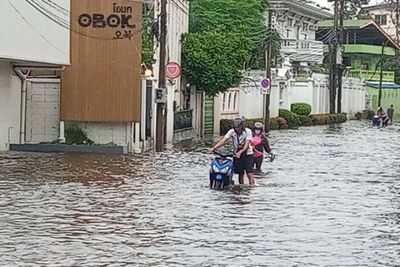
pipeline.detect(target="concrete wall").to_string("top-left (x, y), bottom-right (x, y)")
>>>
top-left (213, 72), bottom-right (366, 135)
top-left (69, 122), bottom-right (129, 145)
top-left (367, 86), bottom-right (400, 120)
top-left (291, 74), bottom-right (365, 117)
top-left (152, 0), bottom-right (189, 145)
top-left (0, 0), bottom-right (70, 65)
top-left (0, 61), bottom-right (21, 151)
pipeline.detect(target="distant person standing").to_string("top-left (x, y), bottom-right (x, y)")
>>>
top-left (387, 105), bottom-right (395, 124)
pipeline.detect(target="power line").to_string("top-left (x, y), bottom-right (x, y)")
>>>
top-left (23, 0), bottom-right (144, 41)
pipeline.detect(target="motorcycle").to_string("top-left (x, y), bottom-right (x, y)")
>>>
top-left (209, 148), bottom-right (234, 189)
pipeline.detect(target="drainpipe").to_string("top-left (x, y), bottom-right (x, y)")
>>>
top-left (13, 68), bottom-right (30, 144)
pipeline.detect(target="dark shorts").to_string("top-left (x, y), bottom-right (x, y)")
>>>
top-left (233, 154), bottom-right (253, 175)
top-left (252, 156), bottom-right (263, 170)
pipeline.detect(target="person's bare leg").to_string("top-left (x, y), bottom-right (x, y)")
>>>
top-left (247, 172), bottom-right (254, 185)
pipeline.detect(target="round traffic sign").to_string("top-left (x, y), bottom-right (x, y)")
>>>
top-left (166, 62), bottom-right (181, 79)
top-left (260, 78), bottom-right (271, 89)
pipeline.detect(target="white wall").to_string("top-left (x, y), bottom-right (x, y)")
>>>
top-left (0, 0), bottom-right (70, 65)
top-left (290, 74), bottom-right (365, 116)
top-left (152, 0), bottom-right (189, 145)
top-left (0, 62), bottom-right (21, 151)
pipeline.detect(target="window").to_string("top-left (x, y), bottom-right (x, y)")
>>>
top-left (287, 18), bottom-right (293, 27)
top-left (303, 22), bottom-right (308, 31)
top-left (303, 34), bottom-right (308, 40)
top-left (286, 29), bottom-right (291, 38)
top-left (375, 14), bottom-right (387, 25)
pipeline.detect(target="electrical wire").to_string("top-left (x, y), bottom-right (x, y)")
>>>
top-left (23, 0), bottom-right (145, 41)
top-left (7, 0), bottom-right (68, 56)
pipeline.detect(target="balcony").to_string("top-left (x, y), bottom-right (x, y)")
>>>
top-left (280, 39), bottom-right (324, 63)
top-left (348, 70), bottom-right (395, 82)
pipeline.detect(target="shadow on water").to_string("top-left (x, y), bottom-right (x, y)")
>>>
top-left (0, 121), bottom-right (399, 266)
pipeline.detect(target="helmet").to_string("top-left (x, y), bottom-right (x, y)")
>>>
top-left (254, 122), bottom-right (263, 130)
top-left (232, 117), bottom-right (245, 132)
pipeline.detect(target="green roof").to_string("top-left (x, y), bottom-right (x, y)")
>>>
top-left (317, 19), bottom-right (371, 28)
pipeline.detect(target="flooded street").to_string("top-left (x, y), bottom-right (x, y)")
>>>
top-left (0, 121), bottom-right (399, 266)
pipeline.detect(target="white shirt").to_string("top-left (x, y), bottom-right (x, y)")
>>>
top-left (224, 128), bottom-right (253, 155)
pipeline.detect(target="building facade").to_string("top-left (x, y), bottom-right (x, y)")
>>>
top-left (363, 3), bottom-right (399, 42)
top-left (269, 0), bottom-right (332, 79)
top-left (0, 0), bottom-right (70, 151)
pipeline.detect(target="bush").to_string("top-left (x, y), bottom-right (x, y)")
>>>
top-left (291, 103), bottom-right (312, 116)
top-left (270, 117), bottom-right (288, 130)
top-left (354, 112), bottom-right (362, 120)
top-left (362, 109), bottom-right (375, 120)
top-left (310, 114), bottom-right (331, 125)
top-left (310, 113), bottom-right (347, 125)
top-left (65, 124), bottom-right (94, 145)
top-left (299, 115), bottom-right (313, 126)
top-left (279, 109), bottom-right (301, 129)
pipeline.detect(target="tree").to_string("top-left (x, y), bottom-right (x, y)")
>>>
top-left (182, 31), bottom-right (253, 96)
top-left (182, 0), bottom-right (279, 95)
top-left (327, 0), bottom-right (370, 19)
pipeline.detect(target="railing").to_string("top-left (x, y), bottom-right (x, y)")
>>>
top-left (174, 109), bottom-right (193, 131)
top-left (348, 70), bottom-right (395, 82)
top-left (281, 39), bottom-right (323, 53)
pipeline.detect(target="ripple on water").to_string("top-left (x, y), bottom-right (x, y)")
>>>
top-left (0, 121), bottom-right (399, 266)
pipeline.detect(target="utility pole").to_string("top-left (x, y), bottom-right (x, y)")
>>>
top-left (396, 0), bottom-right (400, 44)
top-left (378, 41), bottom-right (387, 107)
top-left (264, 7), bottom-right (273, 132)
top-left (329, 0), bottom-right (339, 114)
top-left (156, 0), bottom-right (167, 152)
top-left (337, 0), bottom-right (345, 113)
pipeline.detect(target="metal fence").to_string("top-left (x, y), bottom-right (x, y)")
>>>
top-left (174, 109), bottom-right (193, 131)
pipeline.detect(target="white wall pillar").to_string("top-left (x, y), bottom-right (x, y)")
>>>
top-left (166, 83), bottom-right (175, 144)
top-left (134, 122), bottom-right (141, 153)
top-left (59, 121), bottom-right (65, 143)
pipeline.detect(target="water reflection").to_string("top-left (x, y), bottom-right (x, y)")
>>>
top-left (0, 121), bottom-right (399, 266)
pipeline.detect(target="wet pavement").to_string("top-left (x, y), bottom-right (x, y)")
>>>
top-left (0, 121), bottom-right (399, 266)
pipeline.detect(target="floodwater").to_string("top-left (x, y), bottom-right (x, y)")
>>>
top-left (0, 121), bottom-right (399, 266)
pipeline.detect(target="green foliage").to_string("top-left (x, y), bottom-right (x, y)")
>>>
top-left (279, 109), bottom-right (301, 129)
top-left (362, 109), bottom-right (375, 120)
top-left (291, 103), bottom-right (312, 116)
top-left (299, 115), bottom-right (313, 126)
top-left (182, 31), bottom-right (252, 96)
top-left (310, 113), bottom-right (347, 125)
top-left (354, 112), bottom-right (363, 120)
top-left (183, 0), bottom-right (280, 95)
top-left (142, 6), bottom-right (155, 69)
top-left (65, 124), bottom-right (94, 145)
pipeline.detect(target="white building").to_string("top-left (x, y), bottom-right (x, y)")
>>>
top-left (363, 3), bottom-right (399, 41)
top-left (150, 0), bottom-right (191, 148)
top-left (0, 0), bottom-right (70, 151)
top-left (269, 0), bottom-right (332, 77)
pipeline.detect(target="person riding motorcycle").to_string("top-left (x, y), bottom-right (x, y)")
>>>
top-left (210, 117), bottom-right (254, 185)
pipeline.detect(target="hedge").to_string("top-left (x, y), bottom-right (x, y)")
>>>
top-left (310, 113), bottom-right (347, 125)
top-left (219, 113), bottom-right (347, 135)
top-left (220, 118), bottom-right (263, 135)
top-left (291, 103), bottom-right (312, 116)
top-left (279, 109), bottom-right (301, 129)
top-left (362, 110), bottom-right (375, 120)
